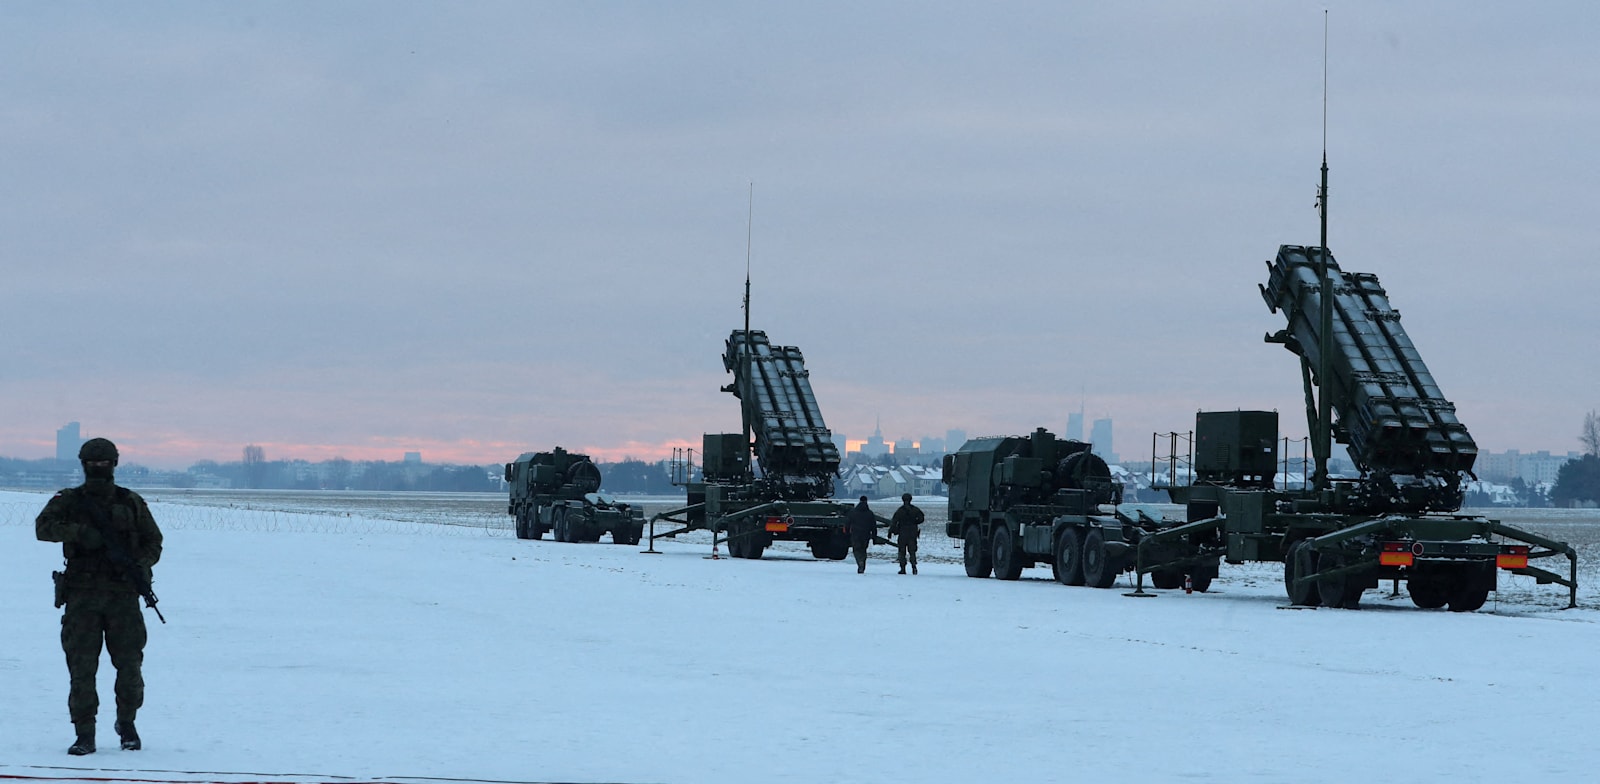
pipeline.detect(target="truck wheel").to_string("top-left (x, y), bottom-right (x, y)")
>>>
top-left (514, 512), bottom-right (529, 540)
top-left (963, 526), bottom-right (993, 578)
top-left (553, 507), bottom-right (569, 543)
top-left (992, 527), bottom-right (1023, 580)
top-left (1285, 540), bottom-right (1322, 606)
top-left (1081, 529), bottom-right (1117, 588)
top-left (1054, 528), bottom-right (1085, 586)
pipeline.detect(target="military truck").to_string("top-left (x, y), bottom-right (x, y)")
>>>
top-left (506, 447), bottom-right (644, 545)
top-left (943, 427), bottom-right (1207, 589)
top-left (1140, 244), bottom-right (1577, 610)
top-left (648, 328), bottom-right (883, 559)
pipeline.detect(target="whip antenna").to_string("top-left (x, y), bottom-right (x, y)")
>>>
top-left (744, 182), bottom-right (753, 336)
top-left (1313, 9), bottom-right (1334, 490)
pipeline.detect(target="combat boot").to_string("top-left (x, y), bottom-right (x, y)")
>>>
top-left (912, 563), bottom-right (918, 575)
top-left (898, 566), bottom-right (906, 574)
top-left (68, 723), bottom-right (94, 756)
top-left (115, 720), bottom-right (141, 751)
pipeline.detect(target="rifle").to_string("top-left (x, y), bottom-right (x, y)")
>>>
top-left (77, 495), bottom-right (166, 624)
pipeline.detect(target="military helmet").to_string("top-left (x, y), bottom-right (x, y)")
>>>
top-left (78, 437), bottom-right (119, 465)
top-left (902, 493), bottom-right (913, 503)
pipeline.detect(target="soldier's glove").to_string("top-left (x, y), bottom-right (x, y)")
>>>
top-left (75, 524), bottom-right (103, 549)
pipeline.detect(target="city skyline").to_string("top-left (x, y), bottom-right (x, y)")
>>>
top-left (4, 5), bottom-right (1596, 470)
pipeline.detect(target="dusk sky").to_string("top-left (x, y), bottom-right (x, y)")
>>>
top-left (4, 3), bottom-right (1596, 470)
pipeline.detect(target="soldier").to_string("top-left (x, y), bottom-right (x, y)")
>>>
top-left (844, 495), bottom-right (877, 574)
top-left (890, 493), bottom-right (924, 575)
top-left (35, 438), bottom-right (163, 756)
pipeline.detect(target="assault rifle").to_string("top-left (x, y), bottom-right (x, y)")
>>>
top-left (77, 495), bottom-right (166, 624)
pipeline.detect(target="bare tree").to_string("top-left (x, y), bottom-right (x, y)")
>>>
top-left (1583, 410), bottom-right (1600, 457)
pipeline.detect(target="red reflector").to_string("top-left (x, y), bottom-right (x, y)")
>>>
top-left (1497, 554), bottom-right (1528, 570)
top-left (1379, 552), bottom-right (1414, 567)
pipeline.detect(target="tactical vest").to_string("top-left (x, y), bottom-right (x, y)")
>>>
top-left (61, 487), bottom-right (146, 591)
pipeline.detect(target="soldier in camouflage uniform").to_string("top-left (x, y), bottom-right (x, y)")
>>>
top-left (36, 438), bottom-right (163, 756)
top-left (845, 496), bottom-right (876, 574)
top-left (889, 493), bottom-right (924, 575)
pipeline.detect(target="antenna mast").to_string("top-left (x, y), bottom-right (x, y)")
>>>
top-left (1313, 9), bottom-right (1334, 491)
top-left (742, 183), bottom-right (754, 476)
top-left (744, 182), bottom-right (753, 338)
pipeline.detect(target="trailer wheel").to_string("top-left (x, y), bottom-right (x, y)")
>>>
top-left (992, 527), bottom-right (1023, 580)
top-left (1285, 540), bottom-right (1322, 606)
top-left (1081, 529), bottom-right (1117, 588)
top-left (1054, 528), bottom-right (1085, 586)
top-left (1448, 585), bottom-right (1488, 612)
top-left (1150, 569), bottom-right (1185, 590)
top-left (963, 526), bottom-right (993, 578)
top-left (1447, 564), bottom-right (1491, 612)
top-left (1407, 575), bottom-right (1449, 609)
top-left (1316, 551), bottom-right (1361, 609)
top-left (1188, 557), bottom-right (1219, 593)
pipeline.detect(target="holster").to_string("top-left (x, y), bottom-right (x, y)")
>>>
top-left (52, 570), bottom-right (66, 609)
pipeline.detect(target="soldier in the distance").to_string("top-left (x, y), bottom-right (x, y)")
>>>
top-left (844, 495), bottom-right (877, 574)
top-left (889, 493), bottom-right (924, 575)
top-left (36, 438), bottom-right (164, 755)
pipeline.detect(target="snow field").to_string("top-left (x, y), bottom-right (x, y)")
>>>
top-left (3, 490), bottom-right (1599, 784)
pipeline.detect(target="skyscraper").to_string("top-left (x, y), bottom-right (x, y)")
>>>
top-left (1066, 411), bottom-right (1085, 442)
top-left (55, 422), bottom-right (81, 463)
top-left (1090, 417), bottom-right (1114, 462)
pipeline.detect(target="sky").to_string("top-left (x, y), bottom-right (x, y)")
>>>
top-left (3, 2), bottom-right (1597, 470)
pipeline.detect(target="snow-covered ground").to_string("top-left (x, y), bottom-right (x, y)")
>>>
top-left (4, 489), bottom-right (1600, 784)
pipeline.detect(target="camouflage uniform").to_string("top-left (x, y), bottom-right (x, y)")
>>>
top-left (844, 497), bottom-right (876, 574)
top-left (36, 439), bottom-right (162, 755)
top-left (890, 495), bottom-right (924, 574)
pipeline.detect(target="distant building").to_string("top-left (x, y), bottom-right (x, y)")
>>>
top-left (892, 438), bottom-right (919, 461)
top-left (1519, 451), bottom-right (1576, 485)
top-left (1090, 417), bottom-right (1115, 463)
top-left (1067, 411), bottom-right (1084, 442)
top-left (858, 422), bottom-right (890, 459)
top-left (55, 422), bottom-right (81, 463)
top-left (946, 429), bottom-right (967, 451)
top-left (1476, 449), bottom-right (1579, 485)
top-left (403, 452), bottom-right (423, 464)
